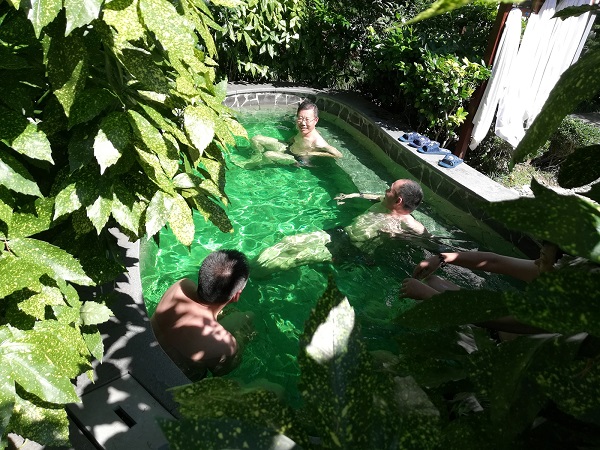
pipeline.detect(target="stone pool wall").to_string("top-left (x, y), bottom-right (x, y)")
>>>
top-left (226, 84), bottom-right (539, 257)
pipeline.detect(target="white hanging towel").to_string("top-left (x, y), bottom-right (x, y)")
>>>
top-left (495, 0), bottom-right (557, 147)
top-left (469, 8), bottom-right (523, 150)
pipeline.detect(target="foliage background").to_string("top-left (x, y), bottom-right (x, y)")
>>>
top-left (0, 0), bottom-right (244, 446)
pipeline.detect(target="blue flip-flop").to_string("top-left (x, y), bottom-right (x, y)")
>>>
top-left (417, 142), bottom-right (450, 155)
top-left (438, 154), bottom-right (463, 168)
top-left (409, 135), bottom-right (430, 148)
top-left (398, 132), bottom-right (421, 143)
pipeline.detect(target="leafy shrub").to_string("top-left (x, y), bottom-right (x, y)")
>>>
top-left (210, 0), bottom-right (304, 81)
top-left (532, 116), bottom-right (600, 171)
top-left (0, 0), bottom-right (244, 445)
top-left (363, 26), bottom-right (490, 145)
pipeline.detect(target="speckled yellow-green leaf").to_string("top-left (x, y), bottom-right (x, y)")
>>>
top-left (557, 144), bottom-right (600, 189)
top-left (121, 48), bottom-right (170, 94)
top-left (80, 301), bottom-right (113, 326)
top-left (9, 389), bottom-right (71, 447)
top-left (184, 105), bottom-right (215, 157)
top-left (34, 320), bottom-right (91, 376)
top-left (53, 183), bottom-right (81, 220)
top-left (86, 194), bottom-right (112, 234)
top-left (0, 254), bottom-right (44, 298)
top-left (507, 269), bottom-right (600, 336)
top-left (111, 184), bottom-right (144, 235)
top-left (29, 0), bottom-right (62, 37)
top-left (484, 179), bottom-right (600, 263)
top-left (82, 328), bottom-right (104, 362)
top-left (68, 87), bottom-right (115, 129)
top-left (11, 122), bottom-right (53, 164)
top-left (129, 110), bottom-right (178, 178)
top-left (224, 116), bottom-right (249, 140)
top-left (139, 0), bottom-right (196, 57)
top-left (0, 358), bottom-right (16, 447)
top-left (52, 303), bottom-right (81, 326)
top-left (47, 32), bottom-right (88, 117)
top-left (9, 197), bottom-right (54, 238)
top-left (213, 114), bottom-right (236, 147)
top-left (0, 198), bottom-right (12, 230)
top-left (168, 194), bottom-right (195, 246)
top-left (1, 325), bottom-right (80, 403)
top-left (64, 0), bottom-right (102, 36)
top-left (10, 237), bottom-right (93, 286)
top-left (134, 144), bottom-right (177, 194)
top-left (536, 359), bottom-right (600, 421)
top-left (0, 151), bottom-right (42, 197)
top-left (194, 15), bottom-right (217, 57)
top-left (139, 104), bottom-right (192, 148)
top-left (513, 46), bottom-right (600, 166)
top-left (0, 107), bottom-right (27, 143)
top-left (18, 285), bottom-right (65, 320)
top-left (188, 194), bottom-right (232, 233)
top-left (175, 73), bottom-right (199, 97)
top-left (145, 190), bottom-right (174, 237)
top-left (94, 112), bottom-right (131, 174)
top-left (102, 0), bottom-right (145, 44)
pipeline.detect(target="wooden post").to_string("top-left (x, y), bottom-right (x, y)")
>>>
top-left (454, 3), bottom-right (514, 159)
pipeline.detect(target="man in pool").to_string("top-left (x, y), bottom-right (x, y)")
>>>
top-left (252, 179), bottom-right (427, 276)
top-left (246, 100), bottom-right (343, 167)
top-left (151, 250), bottom-right (254, 381)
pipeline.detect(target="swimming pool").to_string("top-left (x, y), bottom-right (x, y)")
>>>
top-left (140, 104), bottom-right (524, 403)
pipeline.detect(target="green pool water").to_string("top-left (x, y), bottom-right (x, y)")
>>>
top-left (140, 108), bottom-right (520, 399)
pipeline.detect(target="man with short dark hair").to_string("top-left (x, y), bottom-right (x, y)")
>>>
top-left (151, 250), bottom-right (254, 380)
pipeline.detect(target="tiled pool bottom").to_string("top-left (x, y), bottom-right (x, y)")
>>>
top-left (225, 84), bottom-right (536, 258)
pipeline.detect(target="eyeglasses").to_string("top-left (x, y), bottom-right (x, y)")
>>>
top-left (296, 117), bottom-right (316, 124)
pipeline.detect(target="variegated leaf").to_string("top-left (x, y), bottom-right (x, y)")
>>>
top-left (11, 122), bottom-right (54, 163)
top-left (28, 0), bottom-right (62, 37)
top-left (0, 151), bottom-right (42, 197)
top-left (184, 105), bottom-right (215, 156)
top-left (94, 112), bottom-right (131, 174)
top-left (64, 0), bottom-right (103, 36)
top-left (145, 190), bottom-right (174, 237)
top-left (168, 194), bottom-right (195, 246)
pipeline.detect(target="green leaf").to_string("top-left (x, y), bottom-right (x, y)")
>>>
top-left (47, 31), bottom-right (88, 117)
top-left (82, 327), bottom-right (104, 362)
top-left (168, 194), bottom-right (194, 246)
top-left (160, 418), bottom-right (300, 450)
top-left (86, 194), bottom-right (112, 234)
top-left (18, 285), bottom-right (65, 320)
top-left (29, 0), bottom-right (62, 37)
top-left (553, 4), bottom-right (600, 20)
top-left (111, 183), bottom-right (143, 235)
top-left (0, 326), bottom-right (80, 403)
top-left (0, 107), bottom-right (28, 144)
top-left (8, 395), bottom-right (70, 447)
top-left (34, 320), bottom-right (91, 377)
top-left (79, 301), bottom-right (113, 326)
top-left (121, 48), bottom-right (170, 94)
top-left (0, 151), bottom-right (42, 197)
top-left (470, 337), bottom-right (549, 424)
top-left (102, 0), bottom-right (145, 43)
top-left (64, 0), bottom-right (103, 36)
top-left (53, 182), bottom-right (81, 220)
top-left (145, 190), bottom-right (173, 237)
top-left (185, 192), bottom-right (232, 233)
top-left (557, 144), bottom-right (600, 189)
top-left (536, 359), bottom-right (600, 422)
top-left (0, 359), bottom-right (15, 449)
top-left (128, 110), bottom-right (178, 178)
top-left (507, 269), bottom-right (600, 336)
top-left (10, 237), bottom-right (93, 286)
top-left (404, 0), bottom-right (510, 24)
top-left (484, 179), bottom-right (600, 263)
top-left (139, 0), bottom-right (196, 57)
top-left (512, 47), bottom-right (600, 166)
top-left (184, 105), bottom-right (215, 156)
top-left (10, 197), bottom-right (54, 238)
top-left (94, 112), bottom-right (131, 174)
top-left (10, 123), bottom-right (54, 164)
top-left (397, 289), bottom-right (510, 328)
top-left (68, 88), bottom-right (115, 129)
top-left (0, 253), bottom-right (45, 299)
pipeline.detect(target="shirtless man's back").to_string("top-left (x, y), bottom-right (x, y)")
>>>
top-left (151, 250), bottom-right (252, 380)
